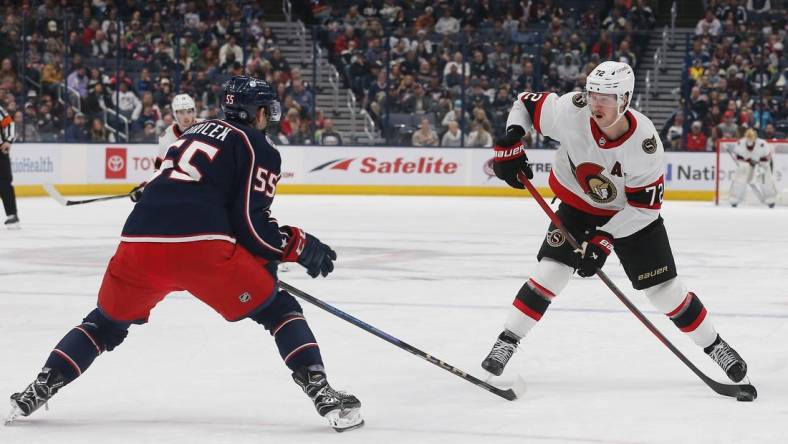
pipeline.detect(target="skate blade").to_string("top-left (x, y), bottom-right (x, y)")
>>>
top-left (485, 373), bottom-right (527, 399)
top-left (326, 407), bottom-right (364, 432)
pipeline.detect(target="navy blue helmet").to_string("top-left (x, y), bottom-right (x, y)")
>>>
top-left (221, 76), bottom-right (281, 124)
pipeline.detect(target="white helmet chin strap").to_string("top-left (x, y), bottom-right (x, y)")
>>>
top-left (599, 110), bottom-right (625, 129)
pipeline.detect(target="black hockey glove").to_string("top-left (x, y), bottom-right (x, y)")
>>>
top-left (129, 184), bottom-right (145, 202)
top-left (281, 226), bottom-right (337, 278)
top-left (493, 125), bottom-right (533, 189)
top-left (576, 231), bottom-right (614, 278)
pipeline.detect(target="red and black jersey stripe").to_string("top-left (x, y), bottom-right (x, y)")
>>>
top-left (625, 176), bottom-right (664, 210)
top-left (519, 92), bottom-right (551, 135)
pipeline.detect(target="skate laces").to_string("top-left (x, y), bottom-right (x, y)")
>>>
top-left (488, 339), bottom-right (517, 364)
top-left (708, 341), bottom-right (740, 372)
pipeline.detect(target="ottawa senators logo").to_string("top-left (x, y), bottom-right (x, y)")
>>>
top-left (568, 155), bottom-right (617, 204)
top-left (571, 93), bottom-right (586, 108)
top-left (546, 228), bottom-right (565, 247)
top-left (642, 134), bottom-right (657, 154)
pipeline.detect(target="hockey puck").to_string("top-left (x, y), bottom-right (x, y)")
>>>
top-left (736, 393), bottom-right (755, 402)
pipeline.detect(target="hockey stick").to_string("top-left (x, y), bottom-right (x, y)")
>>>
top-left (279, 281), bottom-right (523, 401)
top-left (42, 184), bottom-right (132, 206)
top-left (516, 172), bottom-right (757, 401)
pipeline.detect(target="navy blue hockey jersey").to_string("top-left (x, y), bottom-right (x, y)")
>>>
top-left (122, 119), bottom-right (286, 262)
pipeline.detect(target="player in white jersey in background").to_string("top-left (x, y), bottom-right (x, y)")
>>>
top-left (129, 94), bottom-right (202, 201)
top-left (729, 128), bottom-right (777, 208)
top-left (156, 93), bottom-right (202, 168)
top-left (481, 61), bottom-right (750, 384)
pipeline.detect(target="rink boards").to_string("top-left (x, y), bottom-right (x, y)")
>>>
top-left (10, 143), bottom-right (788, 201)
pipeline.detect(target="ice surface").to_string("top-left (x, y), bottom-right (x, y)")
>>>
top-left (1, 195), bottom-right (787, 444)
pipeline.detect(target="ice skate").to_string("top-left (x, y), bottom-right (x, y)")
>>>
top-left (5, 368), bottom-right (65, 425)
top-left (704, 335), bottom-right (748, 383)
top-left (4, 214), bottom-right (20, 230)
top-left (481, 330), bottom-right (520, 376)
top-left (292, 368), bottom-right (363, 432)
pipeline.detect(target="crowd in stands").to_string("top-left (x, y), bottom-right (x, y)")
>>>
top-left (0, 0), bottom-right (337, 145)
top-left (3, 1), bottom-right (781, 150)
top-left (311, 0), bottom-right (656, 146)
top-left (662, 0), bottom-right (786, 151)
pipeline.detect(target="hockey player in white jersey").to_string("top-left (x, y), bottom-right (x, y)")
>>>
top-left (156, 93), bottom-right (202, 168)
top-left (729, 128), bottom-right (777, 208)
top-left (481, 61), bottom-right (749, 384)
top-left (129, 94), bottom-right (202, 202)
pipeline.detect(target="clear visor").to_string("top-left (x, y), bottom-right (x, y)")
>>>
top-left (587, 92), bottom-right (619, 108)
top-left (268, 101), bottom-right (282, 122)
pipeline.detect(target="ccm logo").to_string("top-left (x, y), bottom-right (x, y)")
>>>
top-left (638, 265), bottom-right (669, 281)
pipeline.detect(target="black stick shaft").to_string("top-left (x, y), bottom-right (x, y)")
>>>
top-left (65, 194), bottom-right (130, 205)
top-left (279, 281), bottom-right (517, 401)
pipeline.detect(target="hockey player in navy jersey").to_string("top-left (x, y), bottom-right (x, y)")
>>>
top-left (6, 76), bottom-right (363, 431)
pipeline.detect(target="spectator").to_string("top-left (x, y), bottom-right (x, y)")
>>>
top-left (89, 117), bottom-right (113, 143)
top-left (602, 7), bottom-right (627, 32)
top-left (287, 120), bottom-right (313, 145)
top-left (557, 53), bottom-right (580, 84)
top-left (629, 0), bottom-right (656, 30)
top-left (13, 110), bottom-right (40, 142)
top-left (141, 120), bottom-right (158, 143)
top-left (83, 81), bottom-right (111, 117)
top-left (441, 120), bottom-right (463, 147)
top-left (412, 117), bottom-right (439, 146)
top-left (90, 29), bottom-right (113, 58)
top-left (317, 119), bottom-right (343, 145)
top-left (268, 48), bottom-right (291, 74)
top-left (591, 31), bottom-right (613, 60)
top-left (686, 121), bottom-right (708, 151)
top-left (717, 110), bottom-right (740, 139)
top-left (666, 112), bottom-right (685, 150)
top-left (762, 123), bottom-right (776, 140)
top-left (112, 82), bottom-right (142, 121)
top-left (65, 112), bottom-right (90, 142)
top-left (435, 7), bottom-right (460, 35)
top-left (466, 121), bottom-right (493, 147)
top-left (280, 108), bottom-right (301, 138)
top-left (334, 25), bottom-right (359, 57)
top-left (218, 35), bottom-right (243, 66)
top-left (290, 79), bottom-right (314, 117)
top-left (0, 58), bottom-right (16, 85)
top-left (696, 10), bottom-right (722, 36)
top-left (66, 66), bottom-right (88, 99)
top-left (442, 99), bottom-right (463, 129)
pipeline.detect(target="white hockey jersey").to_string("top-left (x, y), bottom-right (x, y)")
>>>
top-left (157, 119), bottom-right (204, 165)
top-left (732, 137), bottom-right (771, 164)
top-left (507, 91), bottom-right (665, 238)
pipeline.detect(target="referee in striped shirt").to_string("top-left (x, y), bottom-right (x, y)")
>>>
top-left (1, 103), bottom-right (19, 228)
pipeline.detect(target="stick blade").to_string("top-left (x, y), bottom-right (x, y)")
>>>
top-left (42, 183), bottom-right (69, 206)
top-left (485, 373), bottom-right (527, 400)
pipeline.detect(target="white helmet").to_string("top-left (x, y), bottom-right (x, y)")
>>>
top-left (585, 61), bottom-right (635, 125)
top-left (172, 93), bottom-right (195, 112)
